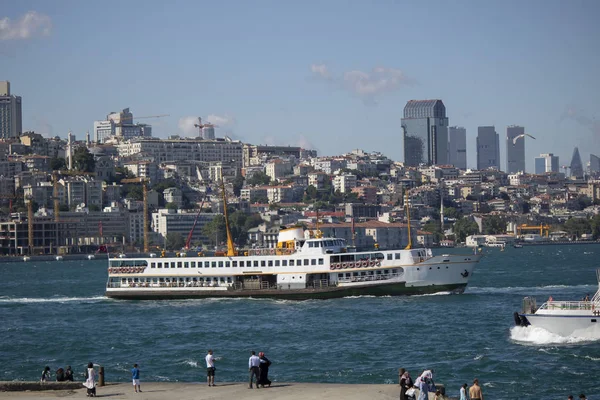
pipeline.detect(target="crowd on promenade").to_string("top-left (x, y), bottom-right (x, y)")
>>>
top-left (399, 369), bottom-right (484, 400)
top-left (38, 349), bottom-right (273, 396)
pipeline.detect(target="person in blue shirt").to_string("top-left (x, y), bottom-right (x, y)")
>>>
top-left (131, 364), bottom-right (141, 393)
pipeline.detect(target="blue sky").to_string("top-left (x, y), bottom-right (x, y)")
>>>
top-left (2, 0), bottom-right (599, 171)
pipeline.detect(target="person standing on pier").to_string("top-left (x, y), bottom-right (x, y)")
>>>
top-left (399, 368), bottom-right (413, 400)
top-left (131, 363), bottom-right (141, 393)
top-left (258, 352), bottom-right (271, 388)
top-left (205, 350), bottom-right (216, 387)
top-left (469, 378), bottom-right (484, 400)
top-left (248, 351), bottom-right (261, 389)
top-left (84, 362), bottom-right (97, 397)
top-left (459, 383), bottom-right (468, 400)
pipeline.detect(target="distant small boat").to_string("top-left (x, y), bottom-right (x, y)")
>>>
top-left (56, 256), bottom-right (63, 261)
top-left (513, 244), bottom-right (523, 248)
top-left (88, 255), bottom-right (95, 260)
top-left (23, 256), bottom-right (31, 262)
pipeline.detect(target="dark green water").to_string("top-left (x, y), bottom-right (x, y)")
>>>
top-left (1, 244), bottom-right (599, 399)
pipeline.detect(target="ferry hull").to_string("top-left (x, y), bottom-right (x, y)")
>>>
top-left (519, 313), bottom-right (599, 337)
top-left (106, 282), bottom-right (468, 301)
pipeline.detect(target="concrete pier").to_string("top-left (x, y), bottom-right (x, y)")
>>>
top-left (0, 382), bottom-right (401, 399)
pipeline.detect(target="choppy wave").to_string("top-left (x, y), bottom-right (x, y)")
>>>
top-left (410, 291), bottom-right (452, 297)
top-left (510, 326), bottom-right (600, 345)
top-left (0, 296), bottom-right (106, 304)
top-left (466, 284), bottom-right (596, 295)
top-left (182, 360), bottom-right (198, 367)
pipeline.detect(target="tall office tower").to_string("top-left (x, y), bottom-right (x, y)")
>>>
top-left (476, 126), bottom-right (500, 170)
top-left (569, 147), bottom-right (584, 178)
top-left (589, 154), bottom-right (600, 176)
top-left (534, 153), bottom-right (559, 174)
top-left (0, 81), bottom-right (23, 139)
top-left (202, 126), bottom-right (215, 140)
top-left (401, 99), bottom-right (448, 166)
top-left (506, 125), bottom-right (525, 173)
top-left (448, 126), bottom-right (467, 169)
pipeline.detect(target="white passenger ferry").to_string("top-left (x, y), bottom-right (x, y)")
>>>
top-left (515, 269), bottom-right (600, 336)
top-left (105, 224), bottom-right (482, 300)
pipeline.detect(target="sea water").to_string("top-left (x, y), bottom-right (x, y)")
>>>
top-left (1, 244), bottom-right (599, 399)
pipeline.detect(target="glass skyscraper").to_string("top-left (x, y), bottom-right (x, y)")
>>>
top-left (401, 100), bottom-right (448, 166)
top-left (476, 126), bottom-right (500, 170)
top-left (448, 126), bottom-right (467, 169)
top-left (506, 125), bottom-right (525, 173)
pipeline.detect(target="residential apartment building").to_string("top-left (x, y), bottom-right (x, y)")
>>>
top-left (152, 209), bottom-right (219, 246)
top-left (265, 159), bottom-right (293, 181)
top-left (0, 81), bottom-right (22, 139)
top-left (333, 173), bottom-right (357, 193)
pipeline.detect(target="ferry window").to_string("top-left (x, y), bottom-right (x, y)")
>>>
top-left (227, 277), bottom-right (232, 283)
top-left (338, 273), bottom-right (343, 278)
top-left (268, 260), bottom-right (273, 267)
top-left (309, 242), bottom-right (314, 248)
top-left (204, 261), bottom-right (210, 268)
top-left (233, 261), bottom-right (238, 267)
top-left (184, 262), bottom-right (189, 268)
top-left (353, 272), bottom-right (358, 276)
top-left (289, 260), bottom-right (295, 266)
top-left (282, 260), bottom-right (288, 266)
top-left (239, 261), bottom-right (244, 267)
top-left (253, 261), bottom-right (258, 267)
top-left (211, 262), bottom-right (216, 268)
top-left (360, 272), bottom-right (366, 276)
top-left (311, 259), bottom-right (316, 266)
top-left (177, 262), bottom-right (182, 268)
top-left (275, 260), bottom-right (280, 266)
top-left (345, 273), bottom-right (350, 277)
top-left (171, 262), bottom-right (176, 268)
top-left (304, 259), bottom-right (309, 266)
top-left (392, 269), bottom-right (397, 273)
top-left (218, 261), bottom-right (223, 268)
top-left (157, 262), bottom-right (162, 268)
top-left (191, 262), bottom-right (196, 268)
top-left (384, 269), bottom-right (389, 274)
top-left (225, 261), bottom-right (230, 268)
top-left (326, 240), bottom-right (333, 246)
top-left (376, 270), bottom-right (381, 274)
top-left (387, 254), bottom-right (392, 260)
top-left (261, 260), bottom-right (266, 267)
top-left (151, 262), bottom-right (156, 268)
top-left (395, 253), bottom-right (401, 260)
top-left (318, 258), bottom-right (323, 265)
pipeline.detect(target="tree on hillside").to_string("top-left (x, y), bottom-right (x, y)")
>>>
top-left (483, 215), bottom-right (507, 234)
top-left (423, 221), bottom-right (443, 243)
top-left (50, 157), bottom-right (67, 171)
top-left (73, 147), bottom-right (95, 172)
top-left (453, 217), bottom-right (479, 242)
top-left (165, 232), bottom-right (185, 250)
top-left (202, 215), bottom-right (227, 247)
top-left (591, 214), bottom-right (600, 240)
top-left (563, 217), bottom-right (592, 238)
top-left (247, 171), bottom-right (271, 186)
top-left (232, 175), bottom-right (245, 197)
top-left (443, 207), bottom-right (461, 219)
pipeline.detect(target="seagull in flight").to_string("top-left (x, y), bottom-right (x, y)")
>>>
top-left (512, 133), bottom-right (536, 145)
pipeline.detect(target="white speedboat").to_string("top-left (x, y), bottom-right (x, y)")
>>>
top-left (514, 269), bottom-right (600, 336)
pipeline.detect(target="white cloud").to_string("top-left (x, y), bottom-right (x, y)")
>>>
top-left (310, 64), bottom-right (411, 99)
top-left (178, 116), bottom-right (200, 136)
top-left (310, 64), bottom-right (331, 79)
top-left (0, 11), bottom-right (52, 41)
top-left (178, 114), bottom-right (237, 137)
top-left (206, 114), bottom-right (236, 127)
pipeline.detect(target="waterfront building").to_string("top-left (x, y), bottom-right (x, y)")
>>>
top-left (401, 99), bottom-right (449, 166)
top-left (151, 208), bottom-right (219, 246)
top-left (569, 147), bottom-right (584, 178)
top-left (448, 126), bottom-right (467, 169)
top-left (534, 153), bottom-right (559, 174)
top-left (506, 125), bottom-right (525, 173)
top-left (0, 81), bottom-right (22, 139)
top-left (476, 126), bottom-right (500, 170)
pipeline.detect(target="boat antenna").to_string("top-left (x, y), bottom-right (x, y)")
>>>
top-left (220, 179), bottom-right (237, 256)
top-left (404, 190), bottom-right (412, 250)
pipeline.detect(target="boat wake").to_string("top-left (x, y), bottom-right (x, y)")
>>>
top-left (510, 326), bottom-right (600, 345)
top-left (467, 284), bottom-right (595, 296)
top-left (0, 296), bottom-right (106, 304)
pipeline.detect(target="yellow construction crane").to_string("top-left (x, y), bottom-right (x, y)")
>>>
top-left (121, 177), bottom-right (150, 252)
top-left (517, 224), bottom-right (550, 237)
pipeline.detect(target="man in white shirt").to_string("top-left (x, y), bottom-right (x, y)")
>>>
top-left (248, 351), bottom-right (261, 389)
top-left (205, 350), bottom-right (215, 387)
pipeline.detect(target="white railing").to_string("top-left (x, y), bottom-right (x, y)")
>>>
top-left (338, 272), bottom-right (402, 284)
top-left (539, 301), bottom-right (598, 311)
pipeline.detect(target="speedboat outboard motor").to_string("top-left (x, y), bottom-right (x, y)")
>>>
top-left (513, 311), bottom-right (530, 327)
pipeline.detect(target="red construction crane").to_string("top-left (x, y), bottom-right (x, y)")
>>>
top-left (193, 117), bottom-right (218, 137)
top-left (185, 198), bottom-right (206, 250)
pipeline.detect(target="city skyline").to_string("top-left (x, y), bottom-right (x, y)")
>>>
top-left (1, 1), bottom-right (599, 171)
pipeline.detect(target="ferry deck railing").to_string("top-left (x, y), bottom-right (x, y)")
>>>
top-left (540, 300), bottom-right (599, 311)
